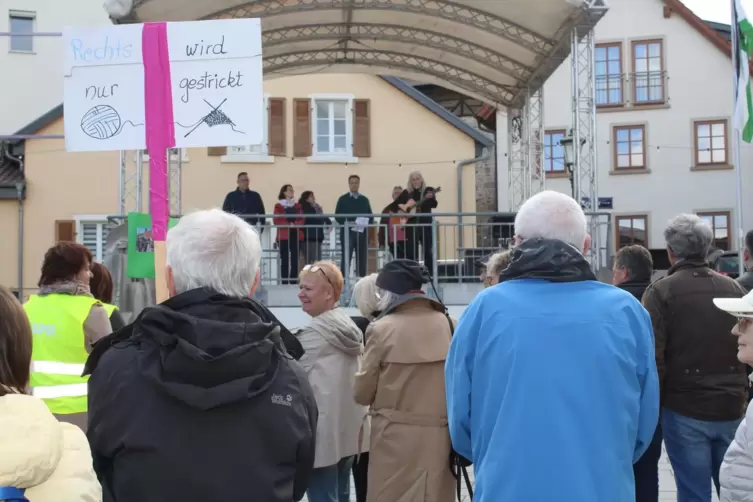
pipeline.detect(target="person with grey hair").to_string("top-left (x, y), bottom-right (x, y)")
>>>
top-left (479, 250), bottom-right (511, 287)
top-left (642, 213), bottom-right (748, 501)
top-left (446, 190), bottom-right (659, 502)
top-left (84, 209), bottom-right (318, 502)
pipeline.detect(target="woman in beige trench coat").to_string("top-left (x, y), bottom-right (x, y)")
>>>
top-left (354, 259), bottom-right (455, 502)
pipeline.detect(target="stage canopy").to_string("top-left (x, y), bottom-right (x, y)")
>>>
top-left (106, 0), bottom-right (607, 108)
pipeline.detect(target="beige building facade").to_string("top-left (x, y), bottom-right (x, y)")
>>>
top-left (0, 73), bottom-right (493, 296)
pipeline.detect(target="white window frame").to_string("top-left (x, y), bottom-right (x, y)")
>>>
top-left (8, 11), bottom-right (35, 54)
top-left (222, 94), bottom-right (275, 164)
top-left (140, 148), bottom-right (190, 162)
top-left (74, 215), bottom-right (110, 262)
top-left (308, 93), bottom-right (359, 164)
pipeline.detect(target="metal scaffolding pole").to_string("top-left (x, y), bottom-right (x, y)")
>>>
top-left (119, 150), bottom-right (142, 215)
top-left (571, 26), bottom-right (600, 270)
top-left (507, 108), bottom-right (527, 211)
top-left (169, 149), bottom-right (183, 216)
top-left (527, 87), bottom-right (545, 197)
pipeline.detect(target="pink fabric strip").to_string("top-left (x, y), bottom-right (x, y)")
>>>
top-left (142, 22), bottom-right (176, 242)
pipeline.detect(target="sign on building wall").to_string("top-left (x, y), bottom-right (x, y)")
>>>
top-left (63, 19), bottom-right (263, 153)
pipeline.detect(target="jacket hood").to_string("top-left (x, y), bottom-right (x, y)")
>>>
top-left (133, 288), bottom-right (287, 410)
top-left (306, 308), bottom-right (363, 355)
top-left (0, 394), bottom-right (63, 489)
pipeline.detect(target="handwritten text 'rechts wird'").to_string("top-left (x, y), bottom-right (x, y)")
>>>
top-left (71, 37), bottom-right (133, 62)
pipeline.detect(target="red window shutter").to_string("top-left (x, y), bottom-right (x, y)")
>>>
top-left (353, 99), bottom-right (371, 158)
top-left (268, 98), bottom-right (286, 156)
top-left (293, 98), bottom-right (312, 157)
top-left (55, 220), bottom-right (76, 242)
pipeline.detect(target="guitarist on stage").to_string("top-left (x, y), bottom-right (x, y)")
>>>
top-left (387, 170), bottom-right (439, 271)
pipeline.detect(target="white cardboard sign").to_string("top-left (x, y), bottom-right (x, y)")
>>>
top-left (63, 19), bottom-right (263, 153)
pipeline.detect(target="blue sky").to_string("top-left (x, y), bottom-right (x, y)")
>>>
top-left (683, 0), bottom-right (752, 24)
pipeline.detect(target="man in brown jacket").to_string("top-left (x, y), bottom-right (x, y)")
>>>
top-left (642, 213), bottom-right (748, 502)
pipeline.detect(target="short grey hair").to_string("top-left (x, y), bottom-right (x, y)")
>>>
top-left (486, 251), bottom-right (511, 278)
top-left (166, 209), bottom-right (262, 297)
top-left (664, 213), bottom-right (714, 260)
top-left (614, 245), bottom-right (653, 282)
top-left (353, 274), bottom-right (380, 319)
top-left (514, 190), bottom-right (587, 249)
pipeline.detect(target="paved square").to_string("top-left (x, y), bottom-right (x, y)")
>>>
top-left (303, 444), bottom-right (722, 501)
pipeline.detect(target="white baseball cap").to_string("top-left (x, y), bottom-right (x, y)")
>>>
top-left (713, 291), bottom-right (753, 316)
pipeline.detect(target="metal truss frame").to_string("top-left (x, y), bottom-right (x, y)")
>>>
top-left (212, 0), bottom-right (555, 56)
top-left (264, 49), bottom-right (516, 105)
top-left (507, 87), bottom-right (544, 211)
top-left (118, 149), bottom-right (182, 216)
top-left (263, 23), bottom-right (532, 80)
top-left (571, 25), bottom-right (601, 269)
top-left (119, 150), bottom-right (143, 215)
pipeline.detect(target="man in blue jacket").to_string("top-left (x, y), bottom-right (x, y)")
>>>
top-left (445, 190), bottom-right (659, 502)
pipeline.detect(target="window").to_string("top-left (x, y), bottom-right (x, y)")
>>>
top-left (313, 98), bottom-right (350, 156)
top-left (694, 120), bottom-right (728, 166)
top-left (9, 12), bottom-right (34, 53)
top-left (698, 211), bottom-right (731, 250)
top-left (595, 43), bottom-right (623, 106)
top-left (615, 215), bottom-right (648, 248)
top-left (543, 130), bottom-right (566, 173)
top-left (632, 40), bottom-right (664, 104)
top-left (75, 217), bottom-right (110, 262)
top-left (613, 125), bottom-right (646, 170)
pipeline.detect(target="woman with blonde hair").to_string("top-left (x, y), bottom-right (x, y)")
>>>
top-left (297, 261), bottom-right (369, 502)
top-left (0, 286), bottom-right (101, 502)
top-left (387, 170), bottom-right (439, 270)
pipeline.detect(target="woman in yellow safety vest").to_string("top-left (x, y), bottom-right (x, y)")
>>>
top-left (23, 242), bottom-right (113, 431)
top-left (0, 285), bottom-right (102, 502)
top-left (90, 262), bottom-right (126, 331)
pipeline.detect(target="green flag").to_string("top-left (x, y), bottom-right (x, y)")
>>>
top-left (734, 0), bottom-right (753, 142)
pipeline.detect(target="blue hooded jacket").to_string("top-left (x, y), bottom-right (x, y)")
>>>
top-left (445, 239), bottom-right (659, 502)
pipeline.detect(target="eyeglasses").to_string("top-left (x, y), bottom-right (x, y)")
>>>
top-left (736, 316), bottom-right (753, 329)
top-left (302, 264), bottom-right (335, 290)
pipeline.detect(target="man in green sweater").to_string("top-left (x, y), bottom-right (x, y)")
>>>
top-left (335, 174), bottom-right (373, 278)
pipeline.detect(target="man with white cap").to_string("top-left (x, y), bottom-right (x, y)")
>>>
top-left (713, 290), bottom-right (753, 501)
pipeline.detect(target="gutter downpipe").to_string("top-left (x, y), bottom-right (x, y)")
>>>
top-left (457, 151), bottom-right (491, 252)
top-left (3, 143), bottom-right (24, 300)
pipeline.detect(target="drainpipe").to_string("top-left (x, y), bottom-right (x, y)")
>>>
top-left (4, 143), bottom-right (24, 299)
top-left (456, 151), bottom-right (491, 251)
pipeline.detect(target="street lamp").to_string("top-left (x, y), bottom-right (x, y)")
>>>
top-left (559, 133), bottom-right (586, 199)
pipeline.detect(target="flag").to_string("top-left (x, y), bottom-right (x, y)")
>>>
top-left (734, 0), bottom-right (753, 142)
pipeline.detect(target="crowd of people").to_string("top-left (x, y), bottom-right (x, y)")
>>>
top-left (222, 170), bottom-right (440, 281)
top-left (3, 190), bottom-right (753, 502)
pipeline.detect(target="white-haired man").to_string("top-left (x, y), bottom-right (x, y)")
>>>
top-left (84, 209), bottom-right (318, 502)
top-left (445, 191), bottom-right (659, 502)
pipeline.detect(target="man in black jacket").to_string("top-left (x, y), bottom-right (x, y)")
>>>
top-left (222, 171), bottom-right (266, 230)
top-left (612, 244), bottom-right (661, 502)
top-left (85, 209), bottom-right (317, 502)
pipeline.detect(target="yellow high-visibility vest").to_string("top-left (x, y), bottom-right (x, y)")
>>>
top-left (101, 302), bottom-right (118, 317)
top-left (24, 294), bottom-right (97, 415)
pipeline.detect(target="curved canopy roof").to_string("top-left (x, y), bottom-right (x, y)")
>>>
top-left (108, 0), bottom-right (607, 107)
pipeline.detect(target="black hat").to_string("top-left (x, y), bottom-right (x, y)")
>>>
top-left (376, 259), bottom-right (430, 295)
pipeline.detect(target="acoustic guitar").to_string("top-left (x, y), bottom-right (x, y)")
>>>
top-left (397, 186), bottom-right (442, 214)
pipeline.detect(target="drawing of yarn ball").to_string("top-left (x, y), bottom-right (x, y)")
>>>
top-left (81, 105), bottom-right (121, 140)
